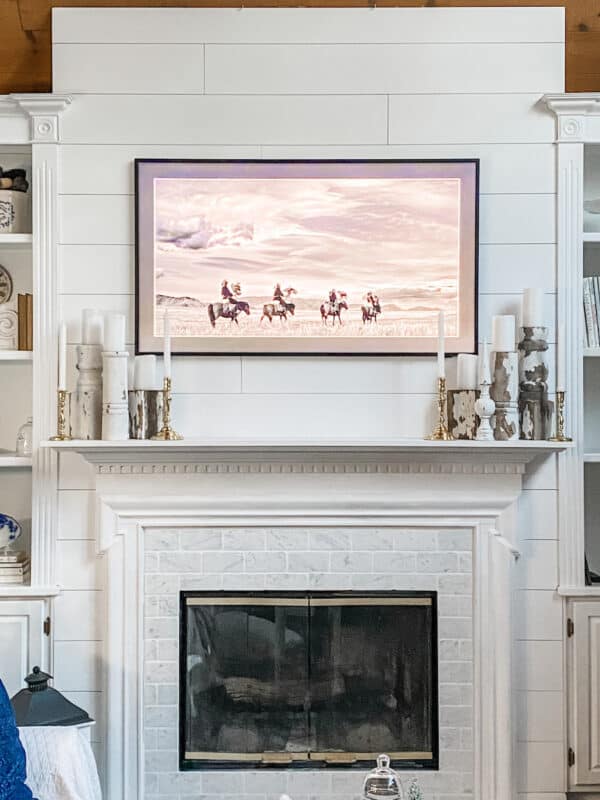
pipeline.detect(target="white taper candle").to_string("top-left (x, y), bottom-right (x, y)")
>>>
top-left (58, 322), bottom-right (67, 391)
top-left (557, 321), bottom-right (565, 392)
top-left (437, 310), bottom-right (445, 378)
top-left (163, 310), bottom-right (172, 380)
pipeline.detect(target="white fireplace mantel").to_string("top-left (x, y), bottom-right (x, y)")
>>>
top-left (46, 438), bottom-right (567, 800)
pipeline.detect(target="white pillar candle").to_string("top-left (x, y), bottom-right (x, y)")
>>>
top-left (522, 288), bottom-right (545, 328)
top-left (134, 355), bottom-right (157, 390)
top-left (437, 310), bottom-right (445, 378)
top-left (163, 310), bottom-right (172, 380)
top-left (557, 321), bottom-right (565, 391)
top-left (456, 353), bottom-right (478, 390)
top-left (491, 315), bottom-right (516, 353)
top-left (58, 322), bottom-right (67, 391)
top-left (480, 339), bottom-right (491, 384)
top-left (82, 308), bottom-right (104, 346)
top-left (104, 313), bottom-right (126, 353)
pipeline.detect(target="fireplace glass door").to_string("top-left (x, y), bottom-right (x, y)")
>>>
top-left (180, 591), bottom-right (437, 770)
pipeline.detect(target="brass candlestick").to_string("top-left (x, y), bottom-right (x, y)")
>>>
top-left (427, 376), bottom-right (452, 441)
top-left (151, 377), bottom-right (183, 441)
top-left (50, 389), bottom-right (72, 441)
top-left (549, 390), bottom-right (573, 442)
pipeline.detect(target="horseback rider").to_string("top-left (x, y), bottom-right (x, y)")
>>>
top-left (221, 280), bottom-right (244, 314)
top-left (328, 288), bottom-right (338, 313)
top-left (273, 283), bottom-right (286, 308)
top-left (221, 280), bottom-right (234, 303)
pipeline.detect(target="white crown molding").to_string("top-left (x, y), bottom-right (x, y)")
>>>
top-left (0, 94), bottom-right (73, 142)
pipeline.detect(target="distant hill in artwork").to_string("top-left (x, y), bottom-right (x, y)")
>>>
top-left (156, 294), bottom-right (204, 308)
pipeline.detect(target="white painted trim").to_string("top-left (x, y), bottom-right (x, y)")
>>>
top-left (94, 472), bottom-right (520, 800)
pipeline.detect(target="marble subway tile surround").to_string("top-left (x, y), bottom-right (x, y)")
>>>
top-left (143, 526), bottom-right (473, 800)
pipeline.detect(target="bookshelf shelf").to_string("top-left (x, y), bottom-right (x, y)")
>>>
top-left (584, 232), bottom-right (600, 243)
top-left (0, 450), bottom-right (32, 468)
top-left (0, 350), bottom-right (32, 361)
top-left (0, 234), bottom-right (32, 246)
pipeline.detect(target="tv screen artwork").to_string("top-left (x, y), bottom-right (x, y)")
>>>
top-left (135, 160), bottom-right (478, 355)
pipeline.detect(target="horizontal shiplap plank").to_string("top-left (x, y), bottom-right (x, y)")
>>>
top-left (60, 292), bottom-right (133, 343)
top-left (242, 356), bottom-right (454, 396)
top-left (389, 94), bottom-right (555, 144)
top-left (52, 7), bottom-right (564, 45)
top-left (63, 691), bottom-right (103, 742)
top-left (479, 244), bottom-right (555, 293)
top-left (54, 641), bottom-right (101, 693)
top-left (59, 245), bottom-right (134, 295)
top-left (516, 742), bottom-right (564, 793)
top-left (59, 193), bottom-right (555, 246)
top-left (518, 491), bottom-right (559, 540)
top-left (58, 490), bottom-right (95, 539)
top-left (516, 691), bottom-right (564, 742)
top-left (515, 590), bottom-right (563, 641)
top-left (516, 540), bottom-right (559, 591)
top-left (171, 392), bottom-right (437, 439)
top-left (60, 94), bottom-right (388, 145)
top-left (56, 540), bottom-right (103, 591)
top-left (54, 44), bottom-right (205, 94)
top-left (205, 43), bottom-right (563, 95)
top-left (54, 590), bottom-right (103, 641)
top-left (58, 143), bottom-right (555, 196)
top-left (58, 242), bottom-right (556, 297)
top-left (515, 641), bottom-right (563, 692)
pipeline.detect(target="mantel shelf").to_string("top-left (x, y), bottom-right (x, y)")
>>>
top-left (0, 233), bottom-right (32, 246)
top-left (42, 438), bottom-right (571, 470)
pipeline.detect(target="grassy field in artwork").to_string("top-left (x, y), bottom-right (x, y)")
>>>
top-left (156, 304), bottom-right (455, 339)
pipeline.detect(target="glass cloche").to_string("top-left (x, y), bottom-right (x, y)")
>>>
top-left (15, 417), bottom-right (33, 457)
top-left (363, 755), bottom-right (404, 800)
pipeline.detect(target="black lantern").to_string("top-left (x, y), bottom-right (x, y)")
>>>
top-left (11, 666), bottom-right (93, 727)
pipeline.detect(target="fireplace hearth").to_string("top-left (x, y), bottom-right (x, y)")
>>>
top-left (180, 591), bottom-right (438, 770)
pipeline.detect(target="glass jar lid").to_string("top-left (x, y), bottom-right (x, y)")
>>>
top-left (362, 755), bottom-right (403, 800)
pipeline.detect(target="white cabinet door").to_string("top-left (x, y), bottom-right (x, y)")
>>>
top-left (0, 601), bottom-right (46, 698)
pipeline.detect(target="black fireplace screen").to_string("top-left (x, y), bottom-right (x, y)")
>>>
top-left (179, 591), bottom-right (438, 770)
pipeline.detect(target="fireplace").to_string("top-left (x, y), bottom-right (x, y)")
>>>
top-left (180, 591), bottom-right (438, 770)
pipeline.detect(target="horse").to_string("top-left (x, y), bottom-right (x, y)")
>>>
top-left (361, 300), bottom-right (382, 324)
top-left (207, 301), bottom-right (250, 328)
top-left (260, 301), bottom-right (296, 323)
top-left (320, 299), bottom-right (348, 325)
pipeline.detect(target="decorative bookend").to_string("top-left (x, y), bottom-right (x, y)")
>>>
top-left (517, 326), bottom-right (553, 440)
top-left (102, 351), bottom-right (129, 441)
top-left (490, 351), bottom-right (519, 441)
top-left (73, 344), bottom-right (102, 440)
top-left (0, 309), bottom-right (18, 350)
top-left (447, 389), bottom-right (480, 440)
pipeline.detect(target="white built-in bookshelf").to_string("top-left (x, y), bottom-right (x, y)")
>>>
top-left (0, 145), bottom-right (33, 580)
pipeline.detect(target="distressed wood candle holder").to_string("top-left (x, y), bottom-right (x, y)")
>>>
top-left (447, 389), bottom-right (480, 440)
top-left (491, 350), bottom-right (519, 441)
top-left (517, 326), bottom-right (553, 440)
top-left (73, 343), bottom-right (102, 440)
top-left (102, 350), bottom-right (129, 441)
top-left (128, 389), bottom-right (164, 440)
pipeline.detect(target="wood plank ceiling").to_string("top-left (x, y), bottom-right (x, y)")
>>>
top-left (1, 0), bottom-right (599, 94)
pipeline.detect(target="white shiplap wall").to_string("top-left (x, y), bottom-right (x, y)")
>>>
top-left (51, 7), bottom-right (565, 797)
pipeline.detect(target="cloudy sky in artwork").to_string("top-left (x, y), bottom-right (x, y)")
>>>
top-left (154, 176), bottom-right (460, 311)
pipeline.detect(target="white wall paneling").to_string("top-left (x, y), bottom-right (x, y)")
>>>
top-left (52, 7), bottom-right (564, 45)
top-left (48, 7), bottom-right (566, 795)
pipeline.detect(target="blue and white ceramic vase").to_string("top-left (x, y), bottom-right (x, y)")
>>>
top-left (0, 514), bottom-right (22, 550)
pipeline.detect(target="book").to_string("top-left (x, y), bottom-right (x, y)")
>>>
top-left (584, 278), bottom-right (594, 347)
top-left (0, 551), bottom-right (27, 564)
top-left (0, 564), bottom-right (30, 577)
top-left (17, 293), bottom-right (27, 350)
top-left (26, 293), bottom-right (33, 351)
